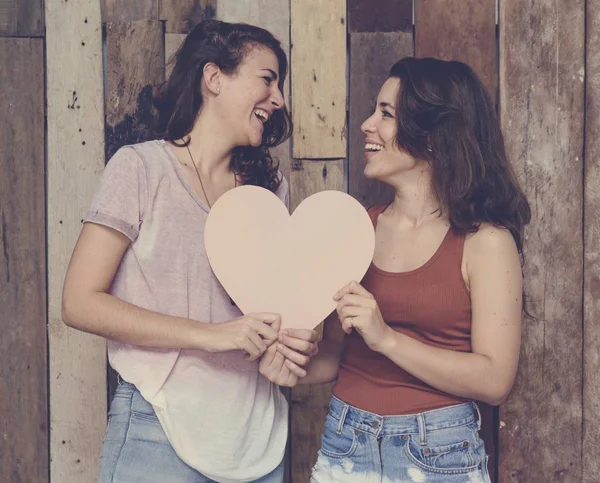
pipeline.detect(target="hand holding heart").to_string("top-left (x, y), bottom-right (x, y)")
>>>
top-left (335, 281), bottom-right (392, 352)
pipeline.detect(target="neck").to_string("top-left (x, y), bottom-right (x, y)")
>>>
top-left (184, 106), bottom-right (235, 176)
top-left (385, 167), bottom-right (442, 227)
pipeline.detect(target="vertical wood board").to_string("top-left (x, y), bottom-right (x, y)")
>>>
top-left (583, 1), bottom-right (600, 481)
top-left (46, 1), bottom-right (108, 481)
top-left (348, 0), bottom-right (412, 33)
top-left (0, 0), bottom-right (43, 36)
top-left (499, 1), bottom-right (585, 481)
top-left (102, 0), bottom-right (158, 23)
top-left (291, 0), bottom-right (347, 159)
top-left (415, 0), bottom-right (497, 104)
top-left (0, 37), bottom-right (47, 483)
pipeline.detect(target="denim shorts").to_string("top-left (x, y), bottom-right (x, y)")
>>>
top-left (310, 396), bottom-right (491, 483)
top-left (98, 380), bottom-right (284, 483)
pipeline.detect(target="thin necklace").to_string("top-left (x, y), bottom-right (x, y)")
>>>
top-left (184, 142), bottom-right (236, 209)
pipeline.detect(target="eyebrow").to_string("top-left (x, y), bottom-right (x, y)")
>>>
top-left (263, 69), bottom-right (279, 81)
top-left (378, 102), bottom-right (395, 110)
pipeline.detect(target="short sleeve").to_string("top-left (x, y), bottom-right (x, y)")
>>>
top-left (84, 146), bottom-right (148, 242)
top-left (275, 172), bottom-right (289, 210)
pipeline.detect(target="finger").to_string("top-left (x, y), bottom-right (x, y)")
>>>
top-left (281, 329), bottom-right (319, 342)
top-left (335, 281), bottom-right (372, 300)
top-left (340, 305), bottom-right (369, 320)
top-left (338, 293), bottom-right (371, 309)
top-left (277, 344), bottom-right (310, 366)
top-left (244, 332), bottom-right (267, 361)
top-left (278, 334), bottom-right (316, 354)
top-left (284, 359), bottom-right (307, 378)
top-left (260, 342), bottom-right (277, 366)
top-left (252, 320), bottom-right (279, 343)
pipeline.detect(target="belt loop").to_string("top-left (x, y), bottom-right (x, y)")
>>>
top-left (337, 404), bottom-right (349, 435)
top-left (473, 402), bottom-right (482, 431)
top-left (417, 413), bottom-right (427, 446)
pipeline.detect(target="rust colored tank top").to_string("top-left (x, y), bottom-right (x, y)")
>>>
top-left (332, 205), bottom-right (472, 415)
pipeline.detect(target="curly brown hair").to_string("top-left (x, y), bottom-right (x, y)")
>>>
top-left (154, 19), bottom-right (292, 192)
top-left (388, 57), bottom-right (531, 253)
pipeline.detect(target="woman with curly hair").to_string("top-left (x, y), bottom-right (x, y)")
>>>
top-left (62, 19), bottom-right (318, 483)
top-left (278, 57), bottom-right (530, 482)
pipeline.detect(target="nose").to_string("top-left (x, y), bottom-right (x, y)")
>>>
top-left (270, 85), bottom-right (285, 109)
top-left (361, 112), bottom-right (377, 134)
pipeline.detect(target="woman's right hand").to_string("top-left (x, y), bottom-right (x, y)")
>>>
top-left (204, 313), bottom-right (281, 361)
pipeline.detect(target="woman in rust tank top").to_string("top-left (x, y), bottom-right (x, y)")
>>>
top-left (279, 57), bottom-right (530, 482)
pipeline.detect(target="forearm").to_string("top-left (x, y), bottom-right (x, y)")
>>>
top-left (299, 339), bottom-right (342, 385)
top-left (62, 291), bottom-right (213, 350)
top-left (379, 331), bottom-right (511, 405)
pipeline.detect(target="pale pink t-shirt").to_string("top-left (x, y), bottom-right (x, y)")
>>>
top-left (85, 140), bottom-right (289, 482)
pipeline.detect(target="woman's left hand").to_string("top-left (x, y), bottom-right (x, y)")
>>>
top-left (335, 281), bottom-right (392, 352)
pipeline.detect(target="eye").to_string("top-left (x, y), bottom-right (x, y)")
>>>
top-left (262, 76), bottom-right (273, 85)
top-left (381, 110), bottom-right (393, 118)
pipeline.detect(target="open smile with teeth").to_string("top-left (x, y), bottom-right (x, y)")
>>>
top-left (365, 143), bottom-right (384, 152)
top-left (254, 108), bottom-right (270, 124)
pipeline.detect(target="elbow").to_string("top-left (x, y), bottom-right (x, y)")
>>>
top-left (480, 382), bottom-right (514, 407)
top-left (61, 290), bottom-right (86, 330)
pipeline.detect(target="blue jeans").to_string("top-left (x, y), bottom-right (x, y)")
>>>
top-left (98, 380), bottom-right (284, 483)
top-left (311, 396), bottom-right (491, 483)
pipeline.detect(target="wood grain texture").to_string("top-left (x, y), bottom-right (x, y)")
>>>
top-left (415, 0), bottom-right (497, 104)
top-left (348, 0), bottom-right (412, 33)
top-left (160, 0), bottom-right (215, 33)
top-left (499, 0), bottom-right (585, 481)
top-left (0, 37), bottom-right (47, 483)
top-left (102, 0), bottom-right (158, 23)
top-left (349, 32), bottom-right (412, 208)
top-left (584, 1), bottom-right (600, 481)
top-left (105, 20), bottom-right (164, 160)
top-left (291, 0), bottom-right (347, 159)
top-left (46, 0), bottom-right (108, 481)
top-left (0, 0), bottom-right (43, 36)
top-left (289, 158), bottom-right (344, 482)
top-left (217, 0), bottom-right (291, 183)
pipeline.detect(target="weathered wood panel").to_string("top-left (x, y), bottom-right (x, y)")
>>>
top-left (348, 0), bottom-right (412, 33)
top-left (46, 0), bottom-right (108, 481)
top-left (584, 2), bottom-right (600, 482)
top-left (102, 0), bottom-right (158, 23)
top-left (105, 20), bottom-right (164, 160)
top-left (349, 32), bottom-right (412, 209)
top-left (415, 0), bottom-right (497, 104)
top-left (160, 0), bottom-right (215, 33)
top-left (289, 159), bottom-right (344, 482)
top-left (499, 1), bottom-right (585, 481)
top-left (291, 0), bottom-right (346, 159)
top-left (0, 37), bottom-right (47, 483)
top-left (0, 0), bottom-right (43, 37)
top-left (217, 0), bottom-right (291, 183)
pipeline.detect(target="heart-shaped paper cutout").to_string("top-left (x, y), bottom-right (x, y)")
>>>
top-left (204, 186), bottom-right (375, 330)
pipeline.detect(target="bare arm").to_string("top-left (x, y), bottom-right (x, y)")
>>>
top-left (294, 312), bottom-right (346, 385)
top-left (62, 223), bottom-right (280, 359)
top-left (337, 225), bottom-right (522, 405)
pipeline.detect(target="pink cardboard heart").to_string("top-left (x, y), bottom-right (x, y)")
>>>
top-left (204, 186), bottom-right (375, 330)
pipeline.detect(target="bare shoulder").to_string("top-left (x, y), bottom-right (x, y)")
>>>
top-left (464, 223), bottom-right (521, 280)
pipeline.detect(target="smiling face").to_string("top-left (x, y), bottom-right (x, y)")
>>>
top-left (217, 46), bottom-right (285, 148)
top-left (360, 77), bottom-right (427, 183)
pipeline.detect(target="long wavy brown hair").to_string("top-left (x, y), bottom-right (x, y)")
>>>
top-left (154, 19), bottom-right (292, 192)
top-left (389, 57), bottom-right (531, 253)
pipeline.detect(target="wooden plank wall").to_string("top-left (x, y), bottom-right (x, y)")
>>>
top-left (46, 1), bottom-right (107, 481)
top-left (499, 0), bottom-right (585, 481)
top-left (2, 1), bottom-right (600, 482)
top-left (0, 34), bottom-right (47, 483)
top-left (584, 3), bottom-right (600, 483)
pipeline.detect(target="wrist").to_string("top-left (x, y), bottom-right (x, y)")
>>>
top-left (189, 320), bottom-right (218, 352)
top-left (374, 327), bottom-right (400, 355)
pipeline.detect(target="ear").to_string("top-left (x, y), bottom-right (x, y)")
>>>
top-left (202, 62), bottom-right (221, 95)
